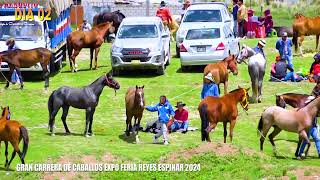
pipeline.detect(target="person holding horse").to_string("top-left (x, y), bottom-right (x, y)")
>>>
top-left (237, 0), bottom-right (247, 38)
top-left (276, 32), bottom-right (294, 69)
top-left (201, 73), bottom-right (219, 100)
top-left (253, 39), bottom-right (266, 59)
top-left (145, 95), bottom-right (175, 145)
top-left (6, 38), bottom-right (20, 85)
top-left (79, 19), bottom-right (92, 32)
top-left (170, 102), bottom-right (189, 133)
top-left (156, 1), bottom-right (173, 29)
top-left (297, 117), bottom-right (320, 159)
top-left (309, 52), bottom-right (320, 82)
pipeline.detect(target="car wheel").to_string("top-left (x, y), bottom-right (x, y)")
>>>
top-left (165, 47), bottom-right (171, 66)
top-left (175, 45), bottom-right (180, 58)
top-left (157, 64), bottom-right (165, 75)
top-left (112, 68), bottom-right (120, 76)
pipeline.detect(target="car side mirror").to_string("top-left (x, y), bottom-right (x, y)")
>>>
top-left (48, 29), bottom-right (54, 39)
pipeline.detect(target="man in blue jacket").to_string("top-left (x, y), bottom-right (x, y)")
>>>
top-left (145, 95), bottom-right (175, 145)
top-left (276, 32), bottom-right (294, 69)
top-left (253, 39), bottom-right (266, 59)
top-left (201, 73), bottom-right (219, 100)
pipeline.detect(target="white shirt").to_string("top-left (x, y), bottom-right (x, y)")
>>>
top-left (82, 23), bottom-right (92, 32)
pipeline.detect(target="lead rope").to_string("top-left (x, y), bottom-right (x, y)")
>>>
top-left (240, 89), bottom-right (249, 115)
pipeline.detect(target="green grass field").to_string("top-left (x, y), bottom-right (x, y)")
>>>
top-left (0, 36), bottom-right (319, 179)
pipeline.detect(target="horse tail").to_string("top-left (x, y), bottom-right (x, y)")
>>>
top-left (19, 126), bottom-right (29, 160)
top-left (293, 27), bottom-right (299, 52)
top-left (48, 90), bottom-right (56, 125)
top-left (200, 104), bottom-right (209, 141)
top-left (257, 115), bottom-right (263, 137)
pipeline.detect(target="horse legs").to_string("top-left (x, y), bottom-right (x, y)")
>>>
top-left (84, 108), bottom-right (92, 137)
top-left (223, 122), bottom-right (227, 143)
top-left (125, 114), bottom-right (133, 137)
top-left (135, 116), bottom-right (142, 143)
top-left (205, 122), bottom-right (217, 142)
top-left (40, 62), bottom-right (49, 89)
top-left (61, 105), bottom-right (71, 134)
top-left (268, 126), bottom-right (282, 155)
top-left (88, 108), bottom-right (96, 136)
top-left (258, 70), bottom-right (265, 103)
top-left (259, 123), bottom-right (272, 151)
top-left (249, 66), bottom-right (258, 103)
top-left (298, 130), bottom-right (311, 159)
top-left (229, 119), bottom-right (237, 143)
top-left (295, 137), bottom-right (303, 158)
top-left (93, 47), bottom-right (101, 70)
top-left (4, 141), bottom-right (8, 167)
top-left (5, 65), bottom-right (14, 89)
top-left (7, 142), bottom-right (24, 169)
top-left (224, 81), bottom-right (228, 95)
top-left (49, 107), bottom-right (60, 136)
top-left (298, 35), bottom-right (305, 57)
top-left (70, 49), bottom-right (81, 72)
top-left (89, 48), bottom-right (94, 69)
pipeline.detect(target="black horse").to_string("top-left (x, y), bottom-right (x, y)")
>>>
top-left (48, 73), bottom-right (120, 137)
top-left (93, 10), bottom-right (125, 37)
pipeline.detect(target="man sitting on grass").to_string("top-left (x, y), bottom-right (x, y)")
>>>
top-left (170, 102), bottom-right (189, 133)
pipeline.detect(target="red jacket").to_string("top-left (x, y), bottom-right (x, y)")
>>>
top-left (156, 7), bottom-right (172, 23)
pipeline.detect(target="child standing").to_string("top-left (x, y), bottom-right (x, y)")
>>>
top-left (145, 95), bottom-right (175, 145)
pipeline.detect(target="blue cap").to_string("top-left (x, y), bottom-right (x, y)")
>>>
top-left (314, 53), bottom-right (320, 60)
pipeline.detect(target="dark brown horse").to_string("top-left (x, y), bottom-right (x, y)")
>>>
top-left (276, 93), bottom-right (311, 109)
top-left (292, 13), bottom-right (320, 56)
top-left (203, 55), bottom-right (238, 95)
top-left (67, 22), bottom-right (115, 72)
top-left (198, 86), bottom-right (250, 142)
top-left (0, 106), bottom-right (29, 170)
top-left (125, 86), bottom-right (145, 143)
top-left (0, 48), bottom-right (53, 89)
top-left (93, 10), bottom-right (125, 34)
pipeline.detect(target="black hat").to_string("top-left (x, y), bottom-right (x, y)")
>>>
top-left (175, 101), bottom-right (186, 108)
top-left (160, 1), bottom-right (166, 6)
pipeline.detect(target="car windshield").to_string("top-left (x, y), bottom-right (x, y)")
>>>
top-left (0, 21), bottom-right (43, 41)
top-left (186, 28), bottom-right (220, 40)
top-left (183, 10), bottom-right (222, 22)
top-left (118, 24), bottom-right (158, 38)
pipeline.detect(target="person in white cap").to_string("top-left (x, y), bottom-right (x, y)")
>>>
top-left (253, 39), bottom-right (266, 59)
top-left (276, 31), bottom-right (294, 69)
top-left (201, 73), bottom-right (219, 100)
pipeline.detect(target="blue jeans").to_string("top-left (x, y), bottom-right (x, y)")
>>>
top-left (233, 21), bottom-right (238, 37)
top-left (171, 121), bottom-right (189, 131)
top-left (11, 70), bottom-right (19, 83)
top-left (283, 72), bottom-right (296, 82)
top-left (299, 126), bottom-right (320, 156)
top-left (283, 54), bottom-right (294, 69)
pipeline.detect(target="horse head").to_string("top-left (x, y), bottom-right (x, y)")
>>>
top-left (1, 106), bottom-right (10, 120)
top-left (237, 45), bottom-right (255, 64)
top-left (225, 54), bottom-right (238, 75)
top-left (135, 85), bottom-right (145, 108)
top-left (275, 94), bottom-right (286, 108)
top-left (237, 86), bottom-right (250, 111)
top-left (94, 22), bottom-right (115, 37)
top-left (312, 79), bottom-right (320, 97)
top-left (105, 73), bottom-right (120, 91)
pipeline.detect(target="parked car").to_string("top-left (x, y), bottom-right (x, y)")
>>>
top-left (175, 2), bottom-right (234, 58)
top-left (179, 25), bottom-right (240, 70)
top-left (110, 17), bottom-right (171, 75)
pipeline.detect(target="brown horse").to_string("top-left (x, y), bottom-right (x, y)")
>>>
top-left (258, 96), bottom-right (320, 158)
top-left (276, 93), bottom-right (311, 109)
top-left (0, 48), bottom-right (53, 89)
top-left (67, 22), bottom-right (115, 72)
top-left (125, 86), bottom-right (145, 143)
top-left (292, 13), bottom-right (320, 56)
top-left (198, 86), bottom-right (249, 142)
top-left (203, 55), bottom-right (238, 95)
top-left (0, 106), bottom-right (29, 169)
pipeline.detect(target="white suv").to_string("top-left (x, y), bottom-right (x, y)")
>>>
top-left (175, 2), bottom-right (234, 57)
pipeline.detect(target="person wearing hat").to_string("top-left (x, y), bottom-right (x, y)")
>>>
top-left (156, 1), bottom-right (173, 28)
top-left (201, 73), bottom-right (219, 100)
top-left (6, 38), bottom-right (20, 85)
top-left (181, 0), bottom-right (191, 20)
top-left (253, 39), bottom-right (266, 59)
top-left (308, 52), bottom-right (320, 82)
top-left (276, 32), bottom-right (294, 69)
top-left (270, 55), bottom-right (296, 82)
top-left (170, 102), bottom-right (189, 133)
top-left (80, 19), bottom-right (92, 32)
top-left (262, 9), bottom-right (273, 36)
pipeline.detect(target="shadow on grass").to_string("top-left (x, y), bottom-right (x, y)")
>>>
top-left (0, 167), bottom-right (15, 171)
top-left (118, 133), bottom-right (136, 143)
top-left (46, 132), bottom-right (84, 137)
top-left (274, 138), bottom-right (298, 143)
top-left (176, 66), bottom-right (204, 74)
top-left (107, 69), bottom-right (160, 79)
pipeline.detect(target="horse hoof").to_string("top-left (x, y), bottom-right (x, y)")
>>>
top-left (85, 134), bottom-right (90, 137)
top-left (65, 132), bottom-right (71, 135)
top-left (51, 133), bottom-right (55, 136)
top-left (89, 133), bottom-right (95, 136)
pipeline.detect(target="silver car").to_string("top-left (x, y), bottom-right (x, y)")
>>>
top-left (110, 17), bottom-right (171, 75)
top-left (179, 25), bottom-right (240, 70)
top-left (176, 2), bottom-right (234, 57)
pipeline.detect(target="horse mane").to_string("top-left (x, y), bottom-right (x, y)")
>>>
top-left (114, 10), bottom-right (125, 18)
top-left (229, 88), bottom-right (242, 94)
top-left (93, 22), bottom-right (112, 29)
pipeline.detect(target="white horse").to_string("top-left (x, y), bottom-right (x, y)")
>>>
top-left (237, 45), bottom-right (266, 103)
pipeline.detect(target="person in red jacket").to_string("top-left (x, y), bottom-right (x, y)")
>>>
top-left (156, 1), bottom-right (173, 27)
top-left (170, 102), bottom-right (189, 133)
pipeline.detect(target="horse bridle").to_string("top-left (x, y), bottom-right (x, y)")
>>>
top-left (240, 89), bottom-right (249, 113)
